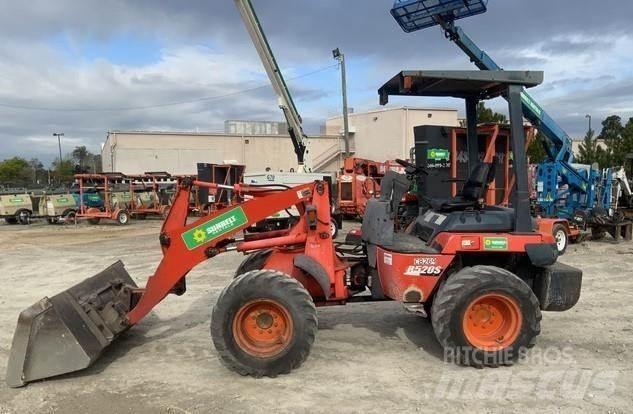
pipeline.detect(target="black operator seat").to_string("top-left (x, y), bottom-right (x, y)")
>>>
top-left (428, 161), bottom-right (496, 212)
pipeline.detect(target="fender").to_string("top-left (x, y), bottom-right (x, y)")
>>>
top-left (293, 254), bottom-right (331, 299)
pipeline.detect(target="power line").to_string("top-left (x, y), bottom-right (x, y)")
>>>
top-left (0, 63), bottom-right (338, 113)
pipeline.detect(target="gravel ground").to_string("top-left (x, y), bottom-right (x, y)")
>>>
top-left (0, 219), bottom-right (631, 413)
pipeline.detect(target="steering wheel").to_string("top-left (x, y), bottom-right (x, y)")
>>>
top-left (395, 159), bottom-right (429, 176)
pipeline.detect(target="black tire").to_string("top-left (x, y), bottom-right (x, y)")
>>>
top-left (234, 249), bottom-right (273, 277)
top-left (431, 265), bottom-right (541, 367)
top-left (211, 269), bottom-right (317, 377)
top-left (62, 210), bottom-right (76, 224)
top-left (552, 224), bottom-right (568, 255)
top-left (591, 226), bottom-right (607, 241)
top-left (116, 210), bottom-right (130, 225)
top-left (5, 217), bottom-right (18, 225)
top-left (17, 210), bottom-right (31, 225)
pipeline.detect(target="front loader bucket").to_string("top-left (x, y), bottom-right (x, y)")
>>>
top-left (6, 261), bottom-right (138, 387)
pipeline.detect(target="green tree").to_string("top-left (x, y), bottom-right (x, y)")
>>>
top-left (91, 153), bottom-right (102, 173)
top-left (72, 146), bottom-right (90, 168)
top-left (0, 157), bottom-right (31, 186)
top-left (622, 117), bottom-right (633, 164)
top-left (598, 115), bottom-right (624, 166)
top-left (476, 102), bottom-right (508, 123)
top-left (527, 132), bottom-right (547, 164)
top-left (51, 157), bottom-right (75, 184)
top-left (27, 158), bottom-right (47, 185)
top-left (576, 129), bottom-right (599, 165)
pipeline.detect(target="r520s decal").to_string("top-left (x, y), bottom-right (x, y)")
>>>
top-left (404, 258), bottom-right (442, 276)
top-left (403, 265), bottom-right (443, 276)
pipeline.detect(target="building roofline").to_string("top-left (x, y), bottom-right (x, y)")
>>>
top-left (106, 130), bottom-right (339, 139)
top-left (326, 106), bottom-right (457, 121)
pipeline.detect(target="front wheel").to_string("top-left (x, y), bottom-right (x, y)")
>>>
top-left (431, 265), bottom-right (541, 367)
top-left (211, 270), bottom-right (317, 377)
top-left (552, 224), bottom-right (568, 255)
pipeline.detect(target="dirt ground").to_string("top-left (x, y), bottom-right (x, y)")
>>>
top-left (0, 219), bottom-right (631, 413)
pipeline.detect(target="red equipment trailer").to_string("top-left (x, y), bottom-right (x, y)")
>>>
top-left (74, 173), bottom-right (131, 225)
top-left (7, 71), bottom-right (583, 387)
top-left (127, 172), bottom-right (176, 219)
top-left (337, 157), bottom-right (404, 218)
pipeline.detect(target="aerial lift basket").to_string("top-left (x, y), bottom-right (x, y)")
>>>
top-left (6, 261), bottom-right (137, 387)
top-left (391, 0), bottom-right (488, 32)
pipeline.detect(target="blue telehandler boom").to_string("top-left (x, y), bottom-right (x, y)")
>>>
top-left (390, 0), bottom-right (614, 230)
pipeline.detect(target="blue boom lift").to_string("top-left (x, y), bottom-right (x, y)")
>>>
top-left (390, 0), bottom-right (615, 238)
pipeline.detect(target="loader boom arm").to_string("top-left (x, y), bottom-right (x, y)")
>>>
top-left (125, 179), bottom-right (328, 324)
top-left (234, 0), bottom-right (311, 171)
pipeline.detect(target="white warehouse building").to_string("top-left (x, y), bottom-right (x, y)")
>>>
top-left (101, 107), bottom-right (459, 175)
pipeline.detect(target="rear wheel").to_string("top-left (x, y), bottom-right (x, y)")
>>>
top-left (17, 210), bottom-right (31, 225)
top-left (63, 210), bottom-right (76, 224)
top-left (329, 218), bottom-right (339, 239)
top-left (116, 210), bottom-right (129, 225)
top-left (431, 265), bottom-right (541, 367)
top-left (211, 269), bottom-right (317, 377)
top-left (552, 224), bottom-right (568, 255)
top-left (234, 249), bottom-right (273, 277)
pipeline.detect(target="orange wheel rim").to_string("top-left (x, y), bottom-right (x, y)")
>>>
top-left (463, 293), bottom-right (522, 351)
top-left (232, 299), bottom-right (293, 358)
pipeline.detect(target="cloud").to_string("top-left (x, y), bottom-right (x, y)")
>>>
top-left (0, 0), bottom-right (632, 165)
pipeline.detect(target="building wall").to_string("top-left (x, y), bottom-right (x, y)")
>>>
top-left (325, 107), bottom-right (459, 161)
top-left (571, 138), bottom-right (606, 157)
top-left (102, 131), bottom-right (342, 175)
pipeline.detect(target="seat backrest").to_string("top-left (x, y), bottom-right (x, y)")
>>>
top-left (379, 170), bottom-right (411, 215)
top-left (461, 162), bottom-right (496, 201)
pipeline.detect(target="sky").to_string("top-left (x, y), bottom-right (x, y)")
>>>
top-left (1, 0), bottom-right (632, 166)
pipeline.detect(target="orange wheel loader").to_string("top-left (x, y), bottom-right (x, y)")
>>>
top-left (7, 71), bottom-right (582, 386)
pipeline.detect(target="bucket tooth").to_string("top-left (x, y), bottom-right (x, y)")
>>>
top-left (6, 261), bottom-right (138, 387)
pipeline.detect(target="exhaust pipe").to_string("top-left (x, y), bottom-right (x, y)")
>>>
top-left (6, 261), bottom-right (138, 387)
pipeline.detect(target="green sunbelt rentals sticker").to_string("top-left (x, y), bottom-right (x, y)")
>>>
top-left (9, 198), bottom-right (24, 203)
top-left (483, 237), bottom-right (508, 250)
top-left (182, 207), bottom-right (248, 250)
top-left (520, 91), bottom-right (543, 117)
top-left (428, 148), bottom-right (450, 161)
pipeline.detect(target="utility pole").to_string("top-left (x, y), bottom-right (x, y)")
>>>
top-left (53, 132), bottom-right (64, 167)
top-left (585, 114), bottom-right (592, 134)
top-left (332, 48), bottom-right (350, 157)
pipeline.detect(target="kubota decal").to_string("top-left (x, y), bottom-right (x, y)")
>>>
top-left (483, 237), bottom-right (508, 250)
top-left (182, 207), bottom-right (248, 250)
